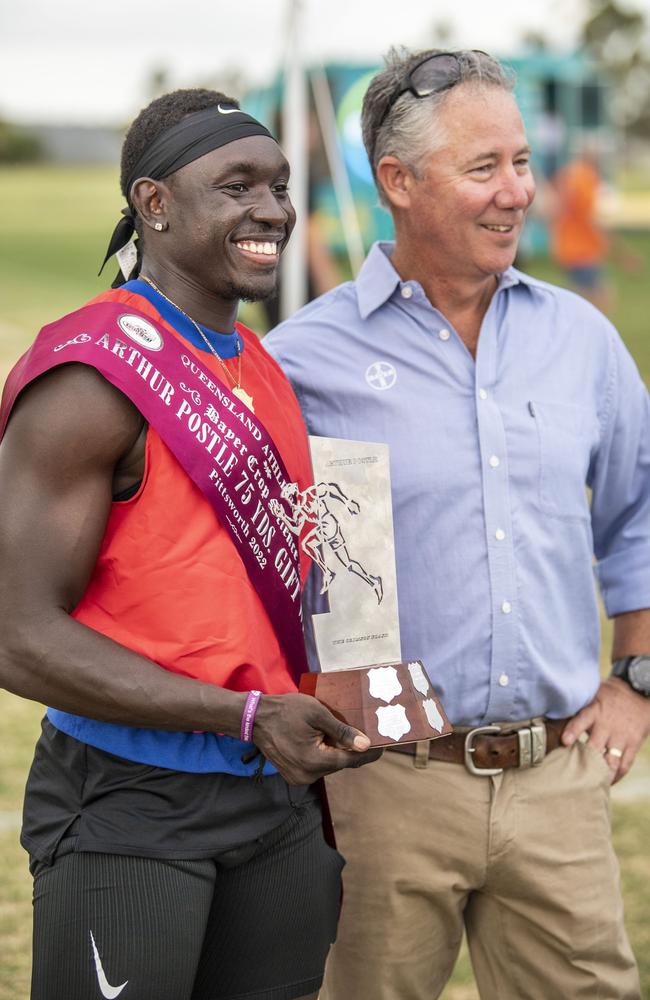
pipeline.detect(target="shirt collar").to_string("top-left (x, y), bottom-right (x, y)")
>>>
top-left (355, 241), bottom-right (535, 319)
top-left (356, 242), bottom-right (402, 319)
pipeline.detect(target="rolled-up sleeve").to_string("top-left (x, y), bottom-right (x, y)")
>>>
top-left (592, 331), bottom-right (650, 616)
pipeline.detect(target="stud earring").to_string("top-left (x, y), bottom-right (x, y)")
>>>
top-left (154, 222), bottom-right (165, 232)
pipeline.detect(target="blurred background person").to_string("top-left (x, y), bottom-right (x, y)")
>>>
top-left (548, 138), bottom-right (643, 312)
top-left (548, 139), bottom-right (611, 310)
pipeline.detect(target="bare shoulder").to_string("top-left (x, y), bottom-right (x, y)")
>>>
top-left (0, 364), bottom-right (146, 615)
top-left (1, 362), bottom-right (144, 472)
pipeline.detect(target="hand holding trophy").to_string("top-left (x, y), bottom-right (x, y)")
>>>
top-left (271, 436), bottom-right (453, 749)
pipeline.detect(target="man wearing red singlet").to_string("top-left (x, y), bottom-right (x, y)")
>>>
top-left (0, 89), bottom-right (379, 1000)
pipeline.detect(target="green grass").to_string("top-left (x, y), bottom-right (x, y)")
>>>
top-left (1, 165), bottom-right (649, 999)
top-left (0, 694), bottom-right (42, 1000)
top-left (0, 165), bottom-right (123, 366)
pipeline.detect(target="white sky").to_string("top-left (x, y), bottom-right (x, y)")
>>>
top-left (0, 0), bottom-right (630, 125)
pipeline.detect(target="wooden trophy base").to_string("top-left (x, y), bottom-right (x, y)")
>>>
top-left (299, 660), bottom-right (452, 748)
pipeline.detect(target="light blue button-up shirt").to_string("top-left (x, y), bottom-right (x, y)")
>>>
top-left (265, 242), bottom-right (650, 725)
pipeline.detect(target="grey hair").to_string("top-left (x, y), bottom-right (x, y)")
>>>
top-left (362, 48), bottom-right (515, 207)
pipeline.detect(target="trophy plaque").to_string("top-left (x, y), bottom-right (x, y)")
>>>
top-left (271, 436), bottom-right (452, 748)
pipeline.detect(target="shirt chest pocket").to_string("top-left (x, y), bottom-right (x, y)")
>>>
top-left (529, 400), bottom-right (596, 521)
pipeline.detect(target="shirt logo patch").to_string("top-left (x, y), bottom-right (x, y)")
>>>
top-left (118, 314), bottom-right (163, 352)
top-left (365, 361), bottom-right (397, 391)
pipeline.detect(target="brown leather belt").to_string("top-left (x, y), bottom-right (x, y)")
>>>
top-left (387, 718), bottom-right (569, 775)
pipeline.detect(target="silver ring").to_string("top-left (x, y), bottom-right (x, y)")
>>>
top-left (606, 746), bottom-right (623, 759)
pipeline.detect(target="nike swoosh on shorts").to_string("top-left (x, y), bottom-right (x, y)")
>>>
top-left (90, 931), bottom-right (129, 999)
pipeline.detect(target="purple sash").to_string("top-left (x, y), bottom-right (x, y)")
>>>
top-left (0, 299), bottom-right (309, 679)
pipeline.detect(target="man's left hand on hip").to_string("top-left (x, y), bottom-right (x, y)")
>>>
top-left (562, 676), bottom-right (650, 784)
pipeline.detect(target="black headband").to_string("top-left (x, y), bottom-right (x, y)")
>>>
top-left (99, 105), bottom-right (275, 286)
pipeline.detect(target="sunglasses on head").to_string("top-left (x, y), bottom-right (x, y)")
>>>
top-left (377, 50), bottom-right (491, 129)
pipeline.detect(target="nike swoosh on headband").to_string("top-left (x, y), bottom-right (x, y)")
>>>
top-left (217, 104), bottom-right (241, 115)
top-left (90, 931), bottom-right (129, 999)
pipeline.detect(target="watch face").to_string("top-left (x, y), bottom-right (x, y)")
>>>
top-left (629, 656), bottom-right (650, 694)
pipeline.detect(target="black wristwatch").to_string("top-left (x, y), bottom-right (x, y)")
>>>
top-left (611, 655), bottom-right (650, 697)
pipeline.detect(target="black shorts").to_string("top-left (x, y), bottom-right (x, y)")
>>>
top-left (24, 721), bottom-right (344, 1000)
top-left (23, 719), bottom-right (316, 863)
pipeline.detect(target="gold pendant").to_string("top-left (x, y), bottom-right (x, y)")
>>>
top-left (233, 385), bottom-right (255, 412)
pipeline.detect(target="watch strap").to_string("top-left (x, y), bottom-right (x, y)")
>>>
top-left (611, 656), bottom-right (634, 679)
top-left (611, 655), bottom-right (650, 696)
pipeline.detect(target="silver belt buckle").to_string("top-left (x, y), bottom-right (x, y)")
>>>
top-left (464, 725), bottom-right (502, 776)
top-left (518, 718), bottom-right (547, 768)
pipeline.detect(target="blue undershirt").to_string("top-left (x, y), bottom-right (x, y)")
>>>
top-left (124, 277), bottom-right (242, 357)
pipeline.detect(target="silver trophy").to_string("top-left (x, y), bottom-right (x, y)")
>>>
top-left (270, 436), bottom-right (452, 748)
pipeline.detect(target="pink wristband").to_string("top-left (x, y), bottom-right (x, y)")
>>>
top-left (241, 690), bottom-right (262, 743)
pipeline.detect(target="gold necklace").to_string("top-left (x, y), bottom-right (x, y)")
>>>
top-left (140, 274), bottom-right (255, 412)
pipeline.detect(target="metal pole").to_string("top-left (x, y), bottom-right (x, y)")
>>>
top-left (311, 65), bottom-right (365, 276)
top-left (280, 0), bottom-right (308, 320)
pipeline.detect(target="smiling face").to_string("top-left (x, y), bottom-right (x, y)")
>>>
top-left (389, 85), bottom-right (536, 287)
top-left (161, 134), bottom-right (295, 306)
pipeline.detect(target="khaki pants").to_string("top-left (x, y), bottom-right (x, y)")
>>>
top-left (320, 741), bottom-right (640, 1000)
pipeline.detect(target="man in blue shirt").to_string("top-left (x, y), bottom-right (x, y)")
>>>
top-left (265, 49), bottom-right (650, 1000)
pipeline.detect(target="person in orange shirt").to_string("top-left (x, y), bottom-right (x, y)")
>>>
top-left (550, 147), bottom-right (609, 310)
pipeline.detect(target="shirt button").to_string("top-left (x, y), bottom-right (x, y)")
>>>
top-left (401, 286), bottom-right (413, 299)
top-left (501, 601), bottom-right (512, 614)
top-left (478, 388), bottom-right (488, 400)
top-left (498, 673), bottom-right (510, 687)
top-left (489, 455), bottom-right (500, 468)
top-left (495, 528), bottom-right (506, 541)
top-left (439, 328), bottom-right (451, 341)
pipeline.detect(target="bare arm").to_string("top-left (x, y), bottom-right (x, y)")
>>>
top-left (0, 365), bottom-right (379, 783)
top-left (611, 608), bottom-right (650, 660)
top-left (562, 608), bottom-right (650, 783)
